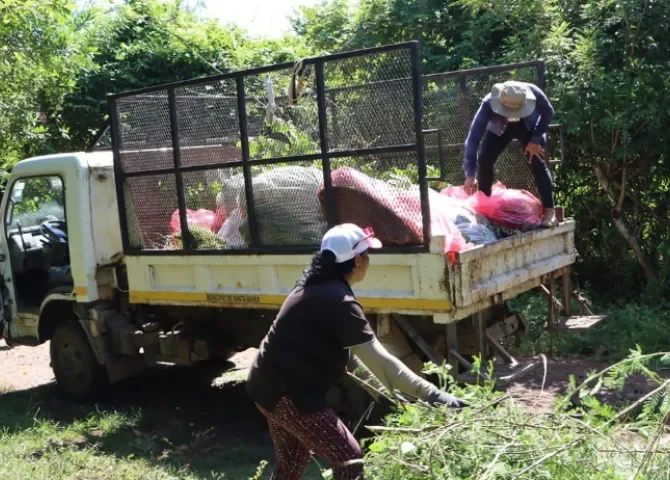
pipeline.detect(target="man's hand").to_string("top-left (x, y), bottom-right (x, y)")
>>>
top-left (463, 176), bottom-right (478, 195)
top-left (524, 142), bottom-right (545, 163)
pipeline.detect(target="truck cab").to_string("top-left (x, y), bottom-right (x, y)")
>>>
top-left (0, 152), bottom-right (124, 395)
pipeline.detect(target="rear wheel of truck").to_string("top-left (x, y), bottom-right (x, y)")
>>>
top-left (50, 322), bottom-right (108, 401)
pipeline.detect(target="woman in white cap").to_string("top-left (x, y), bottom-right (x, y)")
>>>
top-left (246, 223), bottom-right (466, 480)
top-left (463, 80), bottom-right (557, 227)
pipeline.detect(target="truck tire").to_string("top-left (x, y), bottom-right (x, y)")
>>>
top-left (50, 322), bottom-right (108, 401)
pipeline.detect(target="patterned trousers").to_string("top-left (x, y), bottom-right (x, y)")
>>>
top-left (256, 396), bottom-right (364, 480)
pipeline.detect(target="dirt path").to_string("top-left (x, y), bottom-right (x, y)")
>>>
top-left (0, 340), bottom-right (274, 453)
top-left (0, 339), bottom-right (54, 391)
top-left (506, 356), bottom-right (670, 414)
top-left (1, 339), bottom-right (664, 415)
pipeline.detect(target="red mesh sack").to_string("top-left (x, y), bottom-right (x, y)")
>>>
top-left (470, 182), bottom-right (543, 229)
top-left (169, 208), bottom-right (225, 234)
top-left (318, 167), bottom-right (471, 253)
top-left (318, 167), bottom-right (421, 245)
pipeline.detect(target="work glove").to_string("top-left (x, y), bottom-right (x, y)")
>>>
top-left (426, 389), bottom-right (469, 409)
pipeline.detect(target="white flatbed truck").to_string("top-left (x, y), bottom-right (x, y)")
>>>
top-left (0, 42), bottom-right (604, 425)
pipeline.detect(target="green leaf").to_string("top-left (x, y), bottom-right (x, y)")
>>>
top-left (368, 442), bottom-right (386, 453)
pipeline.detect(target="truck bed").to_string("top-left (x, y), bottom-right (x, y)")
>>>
top-left (124, 220), bottom-right (576, 323)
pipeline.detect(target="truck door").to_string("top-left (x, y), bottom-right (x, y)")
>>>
top-left (1, 175), bottom-right (69, 341)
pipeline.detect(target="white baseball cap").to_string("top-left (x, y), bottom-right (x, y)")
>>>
top-left (320, 223), bottom-right (382, 264)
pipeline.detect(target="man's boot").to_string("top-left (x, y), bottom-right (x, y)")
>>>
top-left (541, 208), bottom-right (557, 228)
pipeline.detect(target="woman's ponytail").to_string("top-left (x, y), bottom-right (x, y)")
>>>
top-left (296, 250), bottom-right (356, 287)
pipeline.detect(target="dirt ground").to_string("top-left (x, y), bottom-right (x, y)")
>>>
top-left (505, 356), bottom-right (669, 414)
top-left (1, 339), bottom-right (664, 413)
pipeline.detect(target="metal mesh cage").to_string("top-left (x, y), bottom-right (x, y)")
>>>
top-left (115, 91), bottom-right (175, 173)
top-left (123, 173), bottom-right (178, 249)
top-left (109, 42), bottom-right (427, 254)
top-left (109, 46), bottom-right (562, 254)
top-left (245, 69), bottom-right (321, 160)
top-left (174, 80), bottom-right (242, 167)
top-left (324, 51), bottom-right (416, 152)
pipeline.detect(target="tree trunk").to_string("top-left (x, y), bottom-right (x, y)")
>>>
top-left (593, 165), bottom-right (656, 282)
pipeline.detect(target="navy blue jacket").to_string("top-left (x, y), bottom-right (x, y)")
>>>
top-left (463, 83), bottom-right (554, 177)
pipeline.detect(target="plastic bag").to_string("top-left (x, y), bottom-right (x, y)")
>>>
top-left (428, 190), bottom-right (473, 253)
top-left (437, 189), bottom-right (499, 245)
top-left (169, 208), bottom-right (224, 234)
top-left (470, 182), bottom-right (543, 229)
top-left (217, 208), bottom-right (247, 249)
top-left (440, 185), bottom-right (471, 202)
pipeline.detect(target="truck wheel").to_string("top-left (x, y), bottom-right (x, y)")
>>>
top-left (50, 322), bottom-right (108, 401)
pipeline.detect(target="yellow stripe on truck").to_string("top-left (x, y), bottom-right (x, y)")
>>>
top-left (74, 286), bottom-right (88, 297)
top-left (129, 290), bottom-right (452, 312)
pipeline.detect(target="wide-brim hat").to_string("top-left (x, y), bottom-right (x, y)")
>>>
top-left (489, 81), bottom-right (536, 119)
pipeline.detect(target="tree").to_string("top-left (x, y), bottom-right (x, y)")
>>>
top-left (0, 0), bottom-right (93, 171)
top-left (57, 0), bottom-right (312, 151)
top-left (292, 0), bottom-right (670, 295)
top-left (291, 0), bottom-right (516, 72)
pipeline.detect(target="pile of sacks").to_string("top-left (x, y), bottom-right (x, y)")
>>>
top-left (170, 165), bottom-right (544, 254)
top-left (315, 166), bottom-right (543, 253)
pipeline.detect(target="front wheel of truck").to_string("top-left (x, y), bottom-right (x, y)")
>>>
top-left (50, 322), bottom-right (108, 401)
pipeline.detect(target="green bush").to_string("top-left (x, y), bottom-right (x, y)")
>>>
top-left (362, 352), bottom-right (670, 480)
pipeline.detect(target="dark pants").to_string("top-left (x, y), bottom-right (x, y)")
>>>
top-left (257, 396), bottom-right (364, 480)
top-left (477, 121), bottom-right (555, 208)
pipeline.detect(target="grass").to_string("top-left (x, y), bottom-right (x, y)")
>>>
top-left (0, 381), bottom-right (324, 480)
top-left (2, 349), bottom-right (670, 480)
top-left (212, 369), bottom-right (249, 388)
top-left (508, 291), bottom-right (670, 360)
top-left (3, 291), bottom-right (669, 480)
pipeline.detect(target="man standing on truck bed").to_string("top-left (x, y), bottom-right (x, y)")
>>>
top-left (247, 223), bottom-right (466, 480)
top-left (463, 80), bottom-right (558, 228)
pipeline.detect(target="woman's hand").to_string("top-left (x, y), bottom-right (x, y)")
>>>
top-left (426, 389), bottom-right (469, 409)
